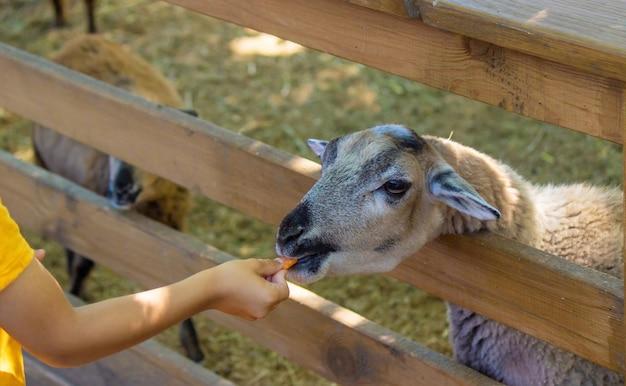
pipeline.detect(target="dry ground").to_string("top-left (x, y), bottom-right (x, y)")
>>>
top-left (0, 1), bottom-right (622, 385)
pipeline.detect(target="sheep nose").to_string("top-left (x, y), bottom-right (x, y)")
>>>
top-left (107, 157), bottom-right (141, 210)
top-left (277, 224), bottom-right (305, 246)
top-left (276, 202), bottom-right (311, 252)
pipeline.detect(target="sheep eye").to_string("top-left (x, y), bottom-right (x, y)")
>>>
top-left (383, 179), bottom-right (411, 196)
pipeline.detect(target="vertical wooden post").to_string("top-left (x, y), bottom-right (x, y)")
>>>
top-left (623, 85), bottom-right (626, 374)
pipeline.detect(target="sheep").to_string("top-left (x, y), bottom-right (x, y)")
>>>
top-left (49, 0), bottom-right (97, 33)
top-left (32, 35), bottom-right (205, 362)
top-left (276, 124), bottom-right (623, 385)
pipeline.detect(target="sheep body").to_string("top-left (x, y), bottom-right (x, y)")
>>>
top-left (277, 126), bottom-right (624, 385)
top-left (534, 184), bottom-right (623, 277)
top-left (448, 305), bottom-right (621, 385)
top-left (34, 35), bottom-right (190, 229)
top-left (427, 137), bottom-right (623, 385)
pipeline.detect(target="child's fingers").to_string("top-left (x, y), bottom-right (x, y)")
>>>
top-left (269, 270), bottom-right (289, 300)
top-left (252, 259), bottom-right (282, 276)
top-left (34, 249), bottom-right (46, 262)
top-left (268, 269), bottom-right (286, 284)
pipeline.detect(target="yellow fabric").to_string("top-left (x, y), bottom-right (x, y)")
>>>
top-left (0, 199), bottom-right (33, 386)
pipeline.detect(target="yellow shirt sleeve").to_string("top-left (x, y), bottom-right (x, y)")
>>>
top-left (0, 199), bottom-right (32, 292)
top-left (0, 198), bottom-right (33, 386)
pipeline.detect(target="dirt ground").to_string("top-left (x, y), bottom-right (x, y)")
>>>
top-left (0, 1), bottom-right (623, 385)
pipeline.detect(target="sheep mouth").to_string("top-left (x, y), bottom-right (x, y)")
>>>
top-left (276, 240), bottom-right (336, 282)
top-left (284, 252), bottom-right (332, 284)
top-left (290, 252), bottom-right (330, 272)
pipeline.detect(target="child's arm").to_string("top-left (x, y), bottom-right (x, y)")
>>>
top-left (0, 256), bottom-right (288, 367)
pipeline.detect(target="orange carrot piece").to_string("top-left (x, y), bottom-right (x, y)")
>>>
top-left (281, 258), bottom-right (298, 270)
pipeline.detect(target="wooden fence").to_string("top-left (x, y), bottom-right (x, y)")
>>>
top-left (0, 0), bottom-right (624, 384)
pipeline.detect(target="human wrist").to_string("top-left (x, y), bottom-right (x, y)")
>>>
top-left (195, 266), bottom-right (223, 311)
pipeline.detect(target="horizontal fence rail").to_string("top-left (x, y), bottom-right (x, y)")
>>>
top-left (393, 235), bottom-right (624, 372)
top-left (165, 0), bottom-right (624, 144)
top-left (0, 152), bottom-right (499, 386)
top-left (416, 0), bottom-right (626, 83)
top-left (340, 0), bottom-right (626, 83)
top-left (348, 0), bottom-right (420, 18)
top-left (26, 296), bottom-right (236, 386)
top-left (0, 42), bottom-right (622, 371)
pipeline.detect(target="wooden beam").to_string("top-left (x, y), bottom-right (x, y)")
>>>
top-left (0, 42), bottom-right (621, 370)
top-left (0, 42), bottom-right (320, 226)
top-left (25, 296), bottom-right (235, 386)
top-left (347, 0), bottom-right (626, 82)
top-left (25, 344), bottom-right (234, 386)
top-left (416, 0), bottom-right (626, 83)
top-left (348, 0), bottom-right (419, 18)
top-left (622, 87), bottom-right (626, 373)
top-left (393, 234), bottom-right (624, 372)
top-left (163, 0), bottom-right (623, 144)
top-left (0, 152), bottom-right (498, 386)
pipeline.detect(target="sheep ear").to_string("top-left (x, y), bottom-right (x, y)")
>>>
top-left (427, 166), bottom-right (501, 221)
top-left (307, 139), bottom-right (329, 158)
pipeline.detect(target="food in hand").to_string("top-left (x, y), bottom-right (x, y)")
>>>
top-left (280, 257), bottom-right (298, 270)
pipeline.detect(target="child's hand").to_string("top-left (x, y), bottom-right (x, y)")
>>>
top-left (34, 249), bottom-right (46, 262)
top-left (207, 259), bottom-right (289, 321)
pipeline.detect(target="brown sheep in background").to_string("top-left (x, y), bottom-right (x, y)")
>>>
top-left (32, 35), bottom-right (205, 362)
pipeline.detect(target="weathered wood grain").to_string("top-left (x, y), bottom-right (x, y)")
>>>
top-left (348, 0), bottom-right (419, 18)
top-left (417, 0), bottom-right (626, 83)
top-left (622, 88), bottom-right (626, 365)
top-left (25, 297), bottom-right (235, 386)
top-left (0, 42), bottom-right (320, 225)
top-left (1, 153), bottom-right (498, 386)
top-left (164, 0), bottom-right (623, 143)
top-left (346, 0), bottom-right (626, 82)
top-left (393, 234), bottom-right (624, 372)
top-left (0, 41), bottom-right (622, 370)
top-left (25, 348), bottom-right (233, 386)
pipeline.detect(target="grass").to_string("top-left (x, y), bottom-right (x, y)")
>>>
top-left (0, 1), bottom-right (622, 385)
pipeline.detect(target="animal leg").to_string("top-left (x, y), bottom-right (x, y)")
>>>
top-left (68, 255), bottom-right (95, 298)
top-left (179, 318), bottom-right (204, 362)
top-left (84, 0), bottom-right (97, 33)
top-left (50, 0), bottom-right (66, 28)
top-left (65, 248), bottom-right (75, 277)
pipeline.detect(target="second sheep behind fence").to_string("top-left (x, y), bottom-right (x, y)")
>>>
top-left (32, 34), bottom-right (205, 362)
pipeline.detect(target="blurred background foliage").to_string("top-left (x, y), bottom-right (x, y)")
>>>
top-left (1, 1), bottom-right (622, 385)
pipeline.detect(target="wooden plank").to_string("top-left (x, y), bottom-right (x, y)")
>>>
top-left (393, 234), bottom-right (624, 372)
top-left (0, 42), bottom-right (621, 370)
top-left (0, 153), bottom-right (498, 386)
top-left (26, 345), bottom-right (234, 386)
top-left (25, 342), bottom-right (234, 386)
top-left (417, 0), bottom-right (626, 83)
top-left (348, 0), bottom-right (419, 18)
top-left (163, 0), bottom-right (623, 144)
top-left (622, 88), bottom-right (626, 369)
top-left (25, 298), bottom-right (235, 386)
top-left (0, 42), bottom-right (320, 226)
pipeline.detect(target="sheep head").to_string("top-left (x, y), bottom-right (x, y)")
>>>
top-left (275, 125), bottom-right (500, 284)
